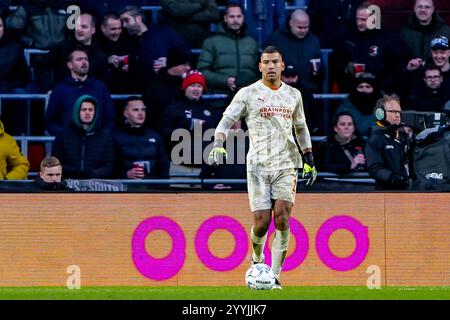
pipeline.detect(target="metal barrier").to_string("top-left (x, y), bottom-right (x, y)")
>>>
top-left (13, 136), bottom-right (54, 160)
top-left (3, 92), bottom-right (347, 138)
top-left (7, 172), bottom-right (373, 186)
top-left (13, 135), bottom-right (329, 159)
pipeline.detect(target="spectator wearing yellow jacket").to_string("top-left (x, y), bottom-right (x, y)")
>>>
top-left (0, 119), bottom-right (30, 180)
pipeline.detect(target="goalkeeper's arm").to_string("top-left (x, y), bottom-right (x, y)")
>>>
top-left (294, 123), bottom-right (318, 187)
top-left (208, 116), bottom-right (236, 166)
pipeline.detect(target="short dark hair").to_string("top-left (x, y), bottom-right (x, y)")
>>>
top-left (120, 5), bottom-right (145, 19)
top-left (261, 46), bottom-right (283, 59)
top-left (333, 111), bottom-right (355, 127)
top-left (225, 3), bottom-right (244, 16)
top-left (357, 1), bottom-right (374, 11)
top-left (101, 12), bottom-right (121, 26)
top-left (423, 63), bottom-right (442, 77)
top-left (66, 47), bottom-right (89, 62)
top-left (124, 96), bottom-right (144, 108)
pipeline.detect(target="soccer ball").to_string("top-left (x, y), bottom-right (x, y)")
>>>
top-left (245, 263), bottom-right (276, 290)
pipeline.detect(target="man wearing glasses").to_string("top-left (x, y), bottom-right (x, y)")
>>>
top-left (365, 94), bottom-right (413, 190)
top-left (406, 64), bottom-right (450, 112)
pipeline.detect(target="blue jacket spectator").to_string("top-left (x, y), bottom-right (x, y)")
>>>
top-left (51, 95), bottom-right (115, 179)
top-left (45, 48), bottom-right (115, 136)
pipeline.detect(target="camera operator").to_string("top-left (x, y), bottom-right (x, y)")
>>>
top-left (365, 94), bottom-right (414, 190)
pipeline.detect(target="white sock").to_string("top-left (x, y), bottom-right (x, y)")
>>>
top-left (250, 226), bottom-right (267, 263)
top-left (271, 228), bottom-right (290, 279)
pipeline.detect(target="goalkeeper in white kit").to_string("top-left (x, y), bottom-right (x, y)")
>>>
top-left (208, 46), bottom-right (317, 289)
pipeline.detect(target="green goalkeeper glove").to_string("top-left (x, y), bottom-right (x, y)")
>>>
top-left (302, 152), bottom-right (318, 187)
top-left (208, 140), bottom-right (228, 166)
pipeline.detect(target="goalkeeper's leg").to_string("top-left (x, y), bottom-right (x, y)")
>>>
top-left (251, 210), bottom-right (271, 264)
top-left (271, 200), bottom-right (292, 287)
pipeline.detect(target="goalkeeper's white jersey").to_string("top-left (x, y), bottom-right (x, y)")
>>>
top-left (223, 80), bottom-right (307, 171)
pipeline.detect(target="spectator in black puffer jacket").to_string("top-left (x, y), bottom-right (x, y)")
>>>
top-left (52, 95), bottom-right (115, 179)
top-left (159, 70), bottom-right (221, 165)
top-left (113, 96), bottom-right (170, 179)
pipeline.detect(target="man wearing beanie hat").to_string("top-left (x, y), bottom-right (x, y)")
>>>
top-left (334, 72), bottom-right (382, 136)
top-left (160, 70), bottom-right (221, 165)
top-left (51, 95), bottom-right (115, 179)
top-left (142, 46), bottom-right (191, 130)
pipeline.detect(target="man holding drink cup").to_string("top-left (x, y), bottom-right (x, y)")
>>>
top-left (332, 2), bottom-right (403, 93)
top-left (113, 97), bottom-right (170, 179)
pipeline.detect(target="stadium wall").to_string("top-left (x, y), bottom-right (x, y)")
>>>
top-left (0, 193), bottom-right (448, 287)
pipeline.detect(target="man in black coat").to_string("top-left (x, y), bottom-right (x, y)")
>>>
top-left (331, 2), bottom-right (403, 93)
top-left (365, 94), bottom-right (413, 190)
top-left (119, 5), bottom-right (186, 90)
top-left (98, 12), bottom-right (137, 93)
top-left (405, 64), bottom-right (450, 112)
top-left (159, 70), bottom-right (221, 165)
top-left (142, 45), bottom-right (192, 130)
top-left (49, 12), bottom-right (109, 86)
top-left (113, 96), bottom-right (170, 179)
top-left (51, 95), bottom-right (115, 179)
top-left (307, 0), bottom-right (364, 50)
top-left (263, 9), bottom-right (322, 91)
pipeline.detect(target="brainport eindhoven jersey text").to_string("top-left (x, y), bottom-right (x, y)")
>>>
top-left (259, 106), bottom-right (293, 119)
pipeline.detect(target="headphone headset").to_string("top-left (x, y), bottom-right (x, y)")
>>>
top-left (374, 104), bottom-right (386, 122)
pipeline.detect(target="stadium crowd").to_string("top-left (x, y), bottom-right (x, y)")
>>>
top-left (0, 0), bottom-right (450, 191)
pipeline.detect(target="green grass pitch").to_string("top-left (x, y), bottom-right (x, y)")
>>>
top-left (0, 286), bottom-right (449, 300)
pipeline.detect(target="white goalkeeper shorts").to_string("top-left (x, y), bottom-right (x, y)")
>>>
top-left (247, 168), bottom-right (298, 212)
